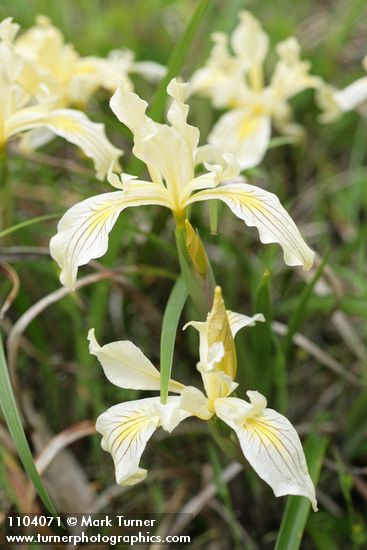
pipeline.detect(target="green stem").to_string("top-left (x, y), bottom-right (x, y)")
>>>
top-left (0, 149), bottom-right (11, 232)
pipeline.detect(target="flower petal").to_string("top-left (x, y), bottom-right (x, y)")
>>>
top-left (110, 86), bottom-right (149, 138)
top-left (226, 311), bottom-right (265, 336)
top-left (50, 188), bottom-right (169, 289)
top-left (215, 393), bottom-right (317, 510)
top-left (110, 84), bottom-right (195, 204)
top-left (208, 109), bottom-right (271, 170)
top-left (88, 329), bottom-right (184, 393)
top-left (333, 77), bottom-right (367, 112)
top-left (96, 396), bottom-right (190, 486)
top-left (179, 386), bottom-right (212, 420)
top-left (132, 60), bottom-right (167, 82)
top-left (190, 33), bottom-right (244, 108)
top-left (184, 287), bottom-right (237, 379)
top-left (231, 11), bottom-right (269, 71)
top-left (270, 37), bottom-right (320, 101)
top-left (97, 398), bottom-right (159, 486)
top-left (188, 182), bottom-right (314, 270)
top-left (198, 369), bottom-right (238, 403)
top-left (315, 83), bottom-right (343, 123)
top-left (7, 107), bottom-right (121, 179)
top-left (166, 79), bottom-right (199, 157)
top-left (0, 17), bottom-right (20, 43)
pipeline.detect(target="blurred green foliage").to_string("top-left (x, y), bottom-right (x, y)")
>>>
top-left (0, 1), bottom-right (366, 548)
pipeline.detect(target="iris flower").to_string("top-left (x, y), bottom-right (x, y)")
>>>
top-left (50, 78), bottom-right (314, 289)
top-left (14, 15), bottom-right (166, 109)
top-left (0, 17), bottom-right (121, 179)
top-left (191, 11), bottom-right (319, 169)
top-left (316, 54), bottom-right (367, 122)
top-left (90, 287), bottom-right (317, 510)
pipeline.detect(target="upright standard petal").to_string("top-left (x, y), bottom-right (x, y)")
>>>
top-left (110, 84), bottom-right (196, 208)
top-left (96, 397), bottom-right (190, 486)
top-left (187, 182), bottom-right (314, 270)
top-left (270, 38), bottom-right (320, 101)
top-left (190, 33), bottom-right (244, 108)
top-left (215, 392), bottom-right (317, 510)
top-left (50, 187), bottom-right (169, 289)
top-left (6, 107), bottom-right (121, 179)
top-left (88, 329), bottom-right (184, 393)
top-left (208, 108), bottom-right (271, 170)
top-left (110, 86), bottom-right (149, 138)
top-left (184, 287), bottom-right (237, 379)
top-left (231, 11), bottom-right (269, 74)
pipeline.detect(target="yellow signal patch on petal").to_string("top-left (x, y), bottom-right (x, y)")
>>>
top-left (188, 182), bottom-right (315, 271)
top-left (214, 392), bottom-right (318, 511)
top-left (96, 398), bottom-right (161, 486)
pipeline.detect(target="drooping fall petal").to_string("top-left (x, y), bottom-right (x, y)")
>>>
top-left (215, 391), bottom-right (317, 510)
top-left (187, 182), bottom-right (315, 270)
top-left (49, 186), bottom-right (170, 289)
top-left (96, 396), bottom-right (190, 486)
top-left (6, 107), bottom-right (121, 179)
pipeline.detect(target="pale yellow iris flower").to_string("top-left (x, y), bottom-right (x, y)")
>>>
top-left (316, 54), bottom-right (367, 123)
top-left (50, 78), bottom-right (314, 289)
top-left (0, 17), bottom-right (121, 179)
top-left (191, 11), bottom-right (319, 169)
top-left (14, 15), bottom-right (166, 109)
top-left (90, 287), bottom-right (317, 510)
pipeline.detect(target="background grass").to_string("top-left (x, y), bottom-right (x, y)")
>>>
top-left (0, 0), bottom-right (367, 548)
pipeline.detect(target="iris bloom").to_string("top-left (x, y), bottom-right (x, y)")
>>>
top-left (190, 11), bottom-right (319, 169)
top-left (14, 15), bottom-right (166, 109)
top-left (316, 54), bottom-right (367, 122)
top-left (91, 287), bottom-right (317, 510)
top-left (0, 18), bottom-right (121, 179)
top-left (50, 78), bottom-right (314, 289)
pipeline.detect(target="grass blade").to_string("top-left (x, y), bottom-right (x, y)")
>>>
top-left (275, 432), bottom-right (329, 550)
top-left (0, 213), bottom-right (61, 240)
top-left (127, 0), bottom-right (210, 175)
top-left (0, 330), bottom-right (57, 515)
top-left (160, 276), bottom-right (188, 404)
top-left (149, 0), bottom-right (210, 122)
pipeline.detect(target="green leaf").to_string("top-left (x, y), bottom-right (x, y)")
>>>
top-left (0, 330), bottom-right (57, 515)
top-left (275, 432), bottom-right (329, 550)
top-left (160, 276), bottom-right (188, 404)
